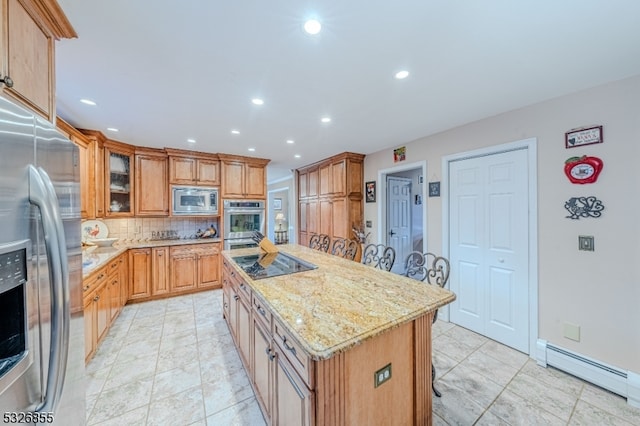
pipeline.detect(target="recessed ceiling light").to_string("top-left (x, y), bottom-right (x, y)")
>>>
top-left (294, 154), bottom-right (301, 159)
top-left (187, 138), bottom-right (196, 143)
top-left (80, 99), bottom-right (96, 106)
top-left (286, 140), bottom-right (295, 144)
top-left (395, 70), bottom-right (410, 79)
top-left (251, 98), bottom-right (264, 106)
top-left (231, 130), bottom-right (240, 135)
top-left (321, 117), bottom-right (331, 123)
top-left (106, 127), bottom-right (119, 132)
top-left (304, 19), bottom-right (321, 35)
top-left (248, 148), bottom-right (256, 152)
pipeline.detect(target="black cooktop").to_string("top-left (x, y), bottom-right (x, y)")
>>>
top-left (232, 252), bottom-right (317, 280)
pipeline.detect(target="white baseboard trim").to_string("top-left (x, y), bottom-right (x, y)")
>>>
top-left (537, 339), bottom-right (639, 407)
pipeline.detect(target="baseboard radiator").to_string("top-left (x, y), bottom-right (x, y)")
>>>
top-left (537, 339), bottom-right (640, 408)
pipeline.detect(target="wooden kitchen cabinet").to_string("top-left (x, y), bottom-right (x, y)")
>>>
top-left (128, 248), bottom-right (151, 300)
top-left (169, 242), bottom-right (221, 292)
top-left (169, 246), bottom-right (197, 292)
top-left (106, 256), bottom-right (122, 323)
top-left (83, 264), bottom-right (107, 362)
top-left (135, 147), bottom-right (169, 216)
top-left (274, 346), bottom-right (314, 426)
top-left (104, 140), bottom-right (135, 217)
top-left (166, 148), bottom-right (220, 186)
top-left (152, 247), bottom-right (170, 295)
top-left (218, 154), bottom-right (270, 199)
top-left (0, 0), bottom-right (76, 121)
top-left (252, 316), bottom-right (273, 421)
top-left (60, 124), bottom-right (106, 219)
top-left (297, 152), bottom-right (364, 249)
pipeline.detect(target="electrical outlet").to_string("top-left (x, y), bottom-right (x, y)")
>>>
top-left (374, 363), bottom-right (392, 388)
top-left (563, 322), bottom-right (581, 342)
top-left (365, 220), bottom-right (372, 228)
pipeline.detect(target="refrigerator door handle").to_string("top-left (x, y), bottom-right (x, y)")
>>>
top-left (28, 165), bottom-right (69, 413)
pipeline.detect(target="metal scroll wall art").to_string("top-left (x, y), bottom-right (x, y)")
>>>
top-left (564, 196), bottom-right (605, 220)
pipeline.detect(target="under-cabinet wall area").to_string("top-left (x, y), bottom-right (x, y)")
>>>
top-left (101, 217), bottom-right (219, 241)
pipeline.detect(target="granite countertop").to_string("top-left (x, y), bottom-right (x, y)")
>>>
top-left (222, 244), bottom-right (456, 360)
top-left (82, 237), bottom-right (222, 278)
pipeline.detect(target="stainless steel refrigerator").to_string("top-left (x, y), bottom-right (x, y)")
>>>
top-left (0, 96), bottom-right (84, 424)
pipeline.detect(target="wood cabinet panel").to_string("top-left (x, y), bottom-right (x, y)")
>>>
top-left (197, 159), bottom-right (220, 185)
top-left (128, 248), bottom-right (151, 300)
top-left (252, 317), bottom-right (273, 420)
top-left (170, 251), bottom-right (197, 292)
top-left (72, 134), bottom-right (93, 219)
top-left (298, 171), bottom-right (308, 199)
top-left (95, 280), bottom-right (110, 343)
top-left (236, 291), bottom-right (251, 369)
top-left (308, 168), bottom-right (318, 198)
top-left (297, 153), bottom-right (364, 250)
top-left (245, 162), bottom-right (266, 198)
top-left (83, 296), bottom-right (95, 362)
top-left (319, 199), bottom-right (332, 237)
top-left (319, 163), bottom-right (331, 196)
top-left (169, 156), bottom-right (196, 184)
top-left (274, 348), bottom-right (314, 426)
top-left (135, 149), bottom-right (168, 216)
top-left (221, 160), bottom-right (244, 197)
top-left (198, 250), bottom-right (219, 288)
top-left (152, 247), bottom-right (170, 295)
top-left (105, 141), bottom-right (135, 217)
top-left (219, 154), bottom-right (269, 199)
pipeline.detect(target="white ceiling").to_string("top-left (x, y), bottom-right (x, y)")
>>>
top-left (55, 1), bottom-right (640, 183)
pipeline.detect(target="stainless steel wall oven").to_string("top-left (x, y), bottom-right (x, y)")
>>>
top-left (223, 200), bottom-right (265, 250)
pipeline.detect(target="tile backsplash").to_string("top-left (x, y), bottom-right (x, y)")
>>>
top-left (99, 218), bottom-right (218, 242)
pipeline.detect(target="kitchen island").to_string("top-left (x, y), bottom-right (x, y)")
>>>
top-left (222, 244), bottom-right (456, 426)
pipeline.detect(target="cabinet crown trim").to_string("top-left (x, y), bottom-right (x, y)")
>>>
top-left (296, 151), bottom-right (365, 171)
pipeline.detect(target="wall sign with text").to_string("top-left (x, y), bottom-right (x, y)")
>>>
top-left (565, 125), bottom-right (603, 148)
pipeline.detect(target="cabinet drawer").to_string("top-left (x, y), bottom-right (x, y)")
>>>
top-left (235, 277), bottom-right (251, 303)
top-left (252, 294), bottom-right (272, 332)
top-left (83, 266), bottom-right (107, 299)
top-left (274, 320), bottom-right (314, 388)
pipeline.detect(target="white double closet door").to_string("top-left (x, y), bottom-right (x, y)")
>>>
top-left (449, 148), bottom-right (529, 353)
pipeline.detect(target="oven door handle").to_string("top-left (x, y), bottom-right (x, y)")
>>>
top-left (29, 165), bottom-right (70, 413)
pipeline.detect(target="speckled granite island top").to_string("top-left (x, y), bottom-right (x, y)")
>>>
top-left (223, 244), bottom-right (456, 360)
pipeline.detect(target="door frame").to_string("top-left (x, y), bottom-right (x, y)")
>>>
top-left (377, 160), bottom-right (428, 261)
top-left (442, 137), bottom-right (538, 356)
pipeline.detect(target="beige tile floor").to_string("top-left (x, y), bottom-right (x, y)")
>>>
top-left (86, 289), bottom-right (640, 425)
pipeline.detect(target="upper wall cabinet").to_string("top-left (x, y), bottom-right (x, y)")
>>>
top-left (218, 154), bottom-right (270, 199)
top-left (0, 0), bottom-right (76, 121)
top-left (104, 140), bottom-right (135, 217)
top-left (166, 148), bottom-right (220, 186)
top-left (135, 147), bottom-right (168, 216)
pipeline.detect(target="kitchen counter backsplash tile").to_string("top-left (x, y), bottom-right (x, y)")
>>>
top-left (103, 217), bottom-right (218, 242)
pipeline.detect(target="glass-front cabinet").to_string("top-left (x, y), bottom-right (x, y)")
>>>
top-left (104, 141), bottom-right (134, 216)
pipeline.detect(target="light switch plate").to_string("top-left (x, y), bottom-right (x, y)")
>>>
top-left (578, 235), bottom-right (594, 251)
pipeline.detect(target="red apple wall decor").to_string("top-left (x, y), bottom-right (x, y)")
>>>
top-left (564, 155), bottom-right (603, 184)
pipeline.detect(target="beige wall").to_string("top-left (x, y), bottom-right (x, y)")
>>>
top-left (363, 75), bottom-right (640, 371)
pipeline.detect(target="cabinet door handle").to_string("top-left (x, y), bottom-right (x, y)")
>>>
top-left (0, 75), bottom-right (14, 88)
top-left (257, 306), bottom-right (266, 317)
top-left (282, 336), bottom-right (297, 355)
top-left (93, 295), bottom-right (100, 302)
top-left (234, 295), bottom-right (240, 301)
top-left (83, 285), bottom-right (90, 292)
top-left (266, 347), bottom-right (275, 361)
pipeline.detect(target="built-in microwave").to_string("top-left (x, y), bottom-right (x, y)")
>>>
top-left (171, 185), bottom-right (219, 216)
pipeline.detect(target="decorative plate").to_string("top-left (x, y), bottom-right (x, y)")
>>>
top-left (82, 220), bottom-right (109, 241)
